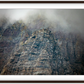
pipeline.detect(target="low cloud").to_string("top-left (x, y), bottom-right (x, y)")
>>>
top-left (0, 9), bottom-right (84, 37)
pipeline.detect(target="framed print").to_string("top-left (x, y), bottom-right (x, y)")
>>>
top-left (0, 0), bottom-right (84, 83)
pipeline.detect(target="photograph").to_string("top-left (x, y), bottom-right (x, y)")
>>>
top-left (0, 9), bottom-right (84, 75)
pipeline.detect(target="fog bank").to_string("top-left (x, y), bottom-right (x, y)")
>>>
top-left (0, 9), bottom-right (84, 37)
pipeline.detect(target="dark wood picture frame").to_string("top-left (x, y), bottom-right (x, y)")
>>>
top-left (0, 0), bottom-right (84, 83)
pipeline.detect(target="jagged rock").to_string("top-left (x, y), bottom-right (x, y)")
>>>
top-left (2, 21), bottom-right (30, 43)
top-left (1, 28), bottom-right (84, 75)
top-left (53, 31), bottom-right (84, 75)
top-left (1, 28), bottom-right (55, 75)
top-left (0, 21), bottom-right (30, 73)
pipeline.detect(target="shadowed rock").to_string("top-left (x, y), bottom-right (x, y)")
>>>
top-left (1, 28), bottom-right (55, 75)
top-left (1, 28), bottom-right (84, 75)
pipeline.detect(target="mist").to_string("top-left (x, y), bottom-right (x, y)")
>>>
top-left (0, 9), bottom-right (84, 75)
top-left (0, 9), bottom-right (84, 37)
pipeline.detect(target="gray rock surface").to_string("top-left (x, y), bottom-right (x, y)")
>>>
top-left (1, 28), bottom-right (84, 75)
top-left (1, 29), bottom-right (55, 75)
top-left (0, 21), bottom-right (30, 73)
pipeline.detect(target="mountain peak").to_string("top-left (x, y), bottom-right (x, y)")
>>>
top-left (1, 27), bottom-right (84, 75)
top-left (1, 28), bottom-right (55, 75)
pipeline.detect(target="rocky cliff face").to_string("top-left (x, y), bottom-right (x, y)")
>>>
top-left (53, 32), bottom-right (84, 75)
top-left (0, 27), bottom-right (84, 75)
top-left (0, 21), bottom-right (30, 73)
top-left (1, 28), bottom-right (55, 75)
